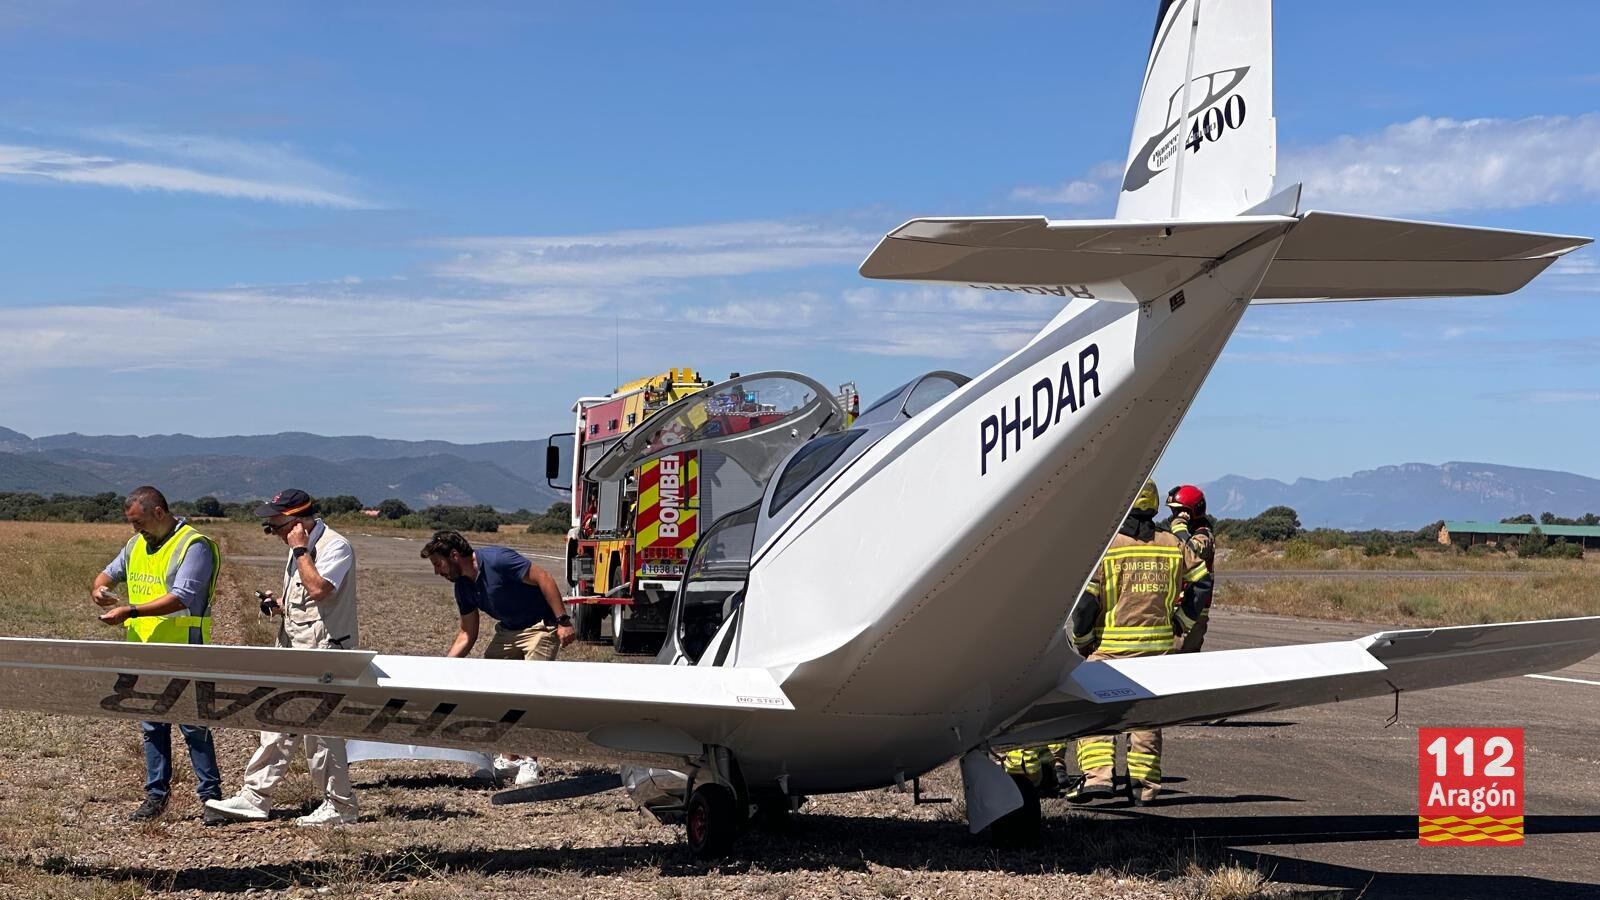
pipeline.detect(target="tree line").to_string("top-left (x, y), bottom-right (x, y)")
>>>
top-left (1211, 505), bottom-right (1595, 558)
top-left (0, 492), bottom-right (572, 535)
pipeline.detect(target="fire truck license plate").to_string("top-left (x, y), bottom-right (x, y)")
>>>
top-left (1418, 727), bottom-right (1524, 846)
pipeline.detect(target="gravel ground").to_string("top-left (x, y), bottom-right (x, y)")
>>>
top-left (0, 521), bottom-right (1310, 899)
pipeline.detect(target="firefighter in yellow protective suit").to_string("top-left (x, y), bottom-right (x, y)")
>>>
top-left (1064, 480), bottom-right (1211, 805)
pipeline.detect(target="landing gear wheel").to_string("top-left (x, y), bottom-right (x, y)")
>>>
top-left (987, 774), bottom-right (1042, 847)
top-left (685, 784), bottom-right (739, 858)
top-left (574, 602), bottom-right (603, 643)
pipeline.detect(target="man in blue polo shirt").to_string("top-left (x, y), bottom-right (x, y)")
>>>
top-left (422, 530), bottom-right (575, 784)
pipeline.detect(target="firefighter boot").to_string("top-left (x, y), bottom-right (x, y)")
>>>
top-left (1068, 736), bottom-right (1115, 803)
top-left (1126, 729), bottom-right (1162, 806)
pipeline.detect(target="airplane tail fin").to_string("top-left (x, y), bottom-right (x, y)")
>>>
top-left (1116, 0), bottom-right (1276, 220)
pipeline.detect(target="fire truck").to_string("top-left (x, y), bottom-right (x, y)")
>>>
top-left (547, 369), bottom-right (858, 654)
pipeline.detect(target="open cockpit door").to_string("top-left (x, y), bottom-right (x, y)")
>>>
top-left (662, 502), bottom-right (762, 666)
top-left (585, 372), bottom-right (848, 486)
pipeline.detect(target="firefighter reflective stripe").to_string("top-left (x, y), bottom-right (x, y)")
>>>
top-left (1076, 737), bottom-right (1114, 773)
top-left (1002, 747), bottom-right (1046, 778)
top-left (124, 524), bottom-right (217, 645)
top-left (1128, 750), bottom-right (1162, 782)
top-left (1102, 546), bottom-right (1184, 560)
top-left (1100, 625), bottom-right (1177, 652)
top-left (1186, 562), bottom-right (1209, 583)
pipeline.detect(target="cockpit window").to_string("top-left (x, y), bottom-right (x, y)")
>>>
top-left (903, 374), bottom-right (962, 417)
top-left (860, 381), bottom-right (912, 417)
top-left (768, 430), bottom-right (865, 517)
top-left (855, 371), bottom-right (971, 427)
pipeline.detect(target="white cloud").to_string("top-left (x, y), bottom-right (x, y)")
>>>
top-left (1009, 160), bottom-right (1121, 208)
top-left (1011, 115), bottom-right (1600, 218)
top-left (1547, 252), bottom-right (1600, 292)
top-left (1282, 114), bottom-right (1600, 215)
top-left (432, 221), bottom-right (875, 286)
top-left (0, 128), bottom-right (368, 207)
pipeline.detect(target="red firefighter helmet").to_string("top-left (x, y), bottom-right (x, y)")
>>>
top-left (1168, 484), bottom-right (1207, 517)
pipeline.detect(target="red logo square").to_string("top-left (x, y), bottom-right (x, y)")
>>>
top-left (1418, 728), bottom-right (1524, 846)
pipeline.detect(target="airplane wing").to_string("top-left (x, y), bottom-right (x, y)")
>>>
top-left (0, 638), bottom-right (791, 767)
top-left (990, 617), bottom-right (1600, 749)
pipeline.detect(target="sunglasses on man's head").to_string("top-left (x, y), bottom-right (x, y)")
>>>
top-left (262, 520), bottom-right (292, 534)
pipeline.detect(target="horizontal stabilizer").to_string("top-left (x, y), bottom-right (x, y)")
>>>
top-left (993, 617), bottom-right (1600, 748)
top-left (858, 215), bottom-right (1293, 291)
top-left (1255, 211), bottom-right (1591, 302)
top-left (0, 638), bottom-right (792, 765)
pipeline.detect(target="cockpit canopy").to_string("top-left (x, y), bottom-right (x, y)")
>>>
top-left (853, 370), bottom-right (969, 428)
top-left (585, 372), bottom-right (848, 486)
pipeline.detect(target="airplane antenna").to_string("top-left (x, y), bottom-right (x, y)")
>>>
top-left (1169, 0), bottom-right (1204, 217)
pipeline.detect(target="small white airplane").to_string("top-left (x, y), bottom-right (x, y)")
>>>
top-left (1, 0), bottom-right (1595, 857)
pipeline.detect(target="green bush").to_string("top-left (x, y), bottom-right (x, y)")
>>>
top-left (1546, 541), bottom-right (1584, 560)
top-left (1283, 539), bottom-right (1317, 562)
top-left (1515, 527), bottom-right (1549, 558)
top-left (377, 499), bottom-right (412, 520)
top-left (526, 501), bottom-right (572, 535)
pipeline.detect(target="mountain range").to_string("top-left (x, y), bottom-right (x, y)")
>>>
top-left (2, 426), bottom-right (1595, 529)
top-left (1202, 462), bottom-right (1600, 530)
top-left (0, 427), bottom-right (560, 512)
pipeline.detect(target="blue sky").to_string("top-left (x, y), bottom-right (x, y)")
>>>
top-left (1, 1), bottom-right (1597, 485)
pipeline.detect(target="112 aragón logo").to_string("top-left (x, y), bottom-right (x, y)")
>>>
top-left (1418, 727), bottom-right (1524, 846)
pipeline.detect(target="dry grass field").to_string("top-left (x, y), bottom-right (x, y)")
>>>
top-left (2, 519), bottom-right (1564, 899)
top-left (1215, 545), bottom-right (1600, 626)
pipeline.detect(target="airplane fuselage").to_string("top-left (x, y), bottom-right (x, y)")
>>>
top-left (726, 236), bottom-right (1285, 793)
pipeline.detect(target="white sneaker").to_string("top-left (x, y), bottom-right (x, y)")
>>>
top-left (295, 801), bottom-right (358, 827)
top-left (204, 794), bottom-right (269, 822)
top-left (514, 758), bottom-right (542, 786)
top-left (492, 754), bottom-right (519, 775)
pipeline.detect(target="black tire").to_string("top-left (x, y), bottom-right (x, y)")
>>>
top-left (573, 603), bottom-right (603, 643)
top-left (685, 784), bottom-right (739, 858)
top-left (987, 774), bottom-right (1042, 847)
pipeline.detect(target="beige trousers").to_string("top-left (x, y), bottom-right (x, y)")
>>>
top-left (240, 730), bottom-right (356, 816)
top-left (1069, 648), bottom-right (1165, 801)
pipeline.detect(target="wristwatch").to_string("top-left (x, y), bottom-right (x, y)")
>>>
top-left (556, 614), bottom-right (573, 627)
top-left (291, 546), bottom-right (309, 558)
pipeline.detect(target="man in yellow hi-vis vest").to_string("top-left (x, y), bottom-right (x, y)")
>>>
top-left (91, 485), bottom-right (224, 823)
top-left (1063, 480), bottom-right (1211, 805)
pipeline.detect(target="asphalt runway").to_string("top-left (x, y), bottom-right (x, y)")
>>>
top-left (1106, 608), bottom-right (1600, 898)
